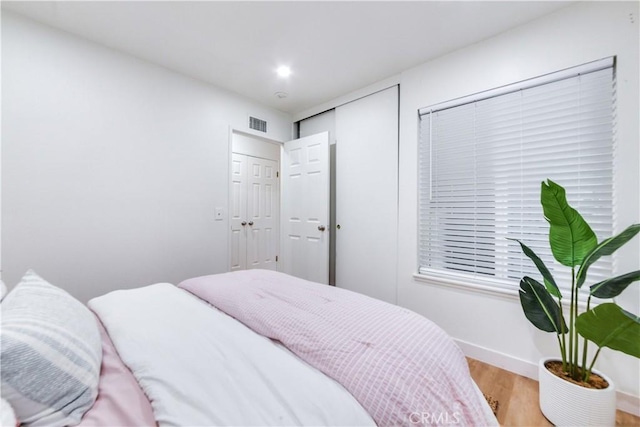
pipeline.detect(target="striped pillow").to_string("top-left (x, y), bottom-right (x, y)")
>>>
top-left (0, 270), bottom-right (102, 427)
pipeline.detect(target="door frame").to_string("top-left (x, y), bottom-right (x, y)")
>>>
top-left (228, 128), bottom-right (283, 272)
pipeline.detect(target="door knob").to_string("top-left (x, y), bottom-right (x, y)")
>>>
top-left (248, 221), bottom-right (254, 226)
top-left (336, 224), bottom-right (341, 230)
top-left (241, 221), bottom-right (247, 226)
top-left (318, 225), bottom-right (326, 231)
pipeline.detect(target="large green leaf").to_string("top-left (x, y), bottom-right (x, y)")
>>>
top-left (576, 303), bottom-right (640, 358)
top-left (508, 238), bottom-right (561, 298)
top-left (541, 180), bottom-right (597, 267)
top-left (519, 276), bottom-right (567, 333)
top-left (576, 224), bottom-right (640, 288)
top-left (590, 271), bottom-right (640, 299)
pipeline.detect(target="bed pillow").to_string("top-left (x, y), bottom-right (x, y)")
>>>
top-left (0, 270), bottom-right (102, 427)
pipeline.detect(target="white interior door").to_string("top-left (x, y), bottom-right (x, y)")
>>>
top-left (335, 87), bottom-right (398, 303)
top-left (246, 156), bottom-right (278, 270)
top-left (230, 153), bottom-right (279, 271)
top-left (281, 132), bottom-right (330, 284)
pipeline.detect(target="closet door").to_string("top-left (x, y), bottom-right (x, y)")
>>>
top-left (335, 87), bottom-right (398, 303)
top-left (230, 153), bottom-right (279, 272)
top-left (230, 153), bottom-right (248, 271)
top-left (246, 156), bottom-right (278, 270)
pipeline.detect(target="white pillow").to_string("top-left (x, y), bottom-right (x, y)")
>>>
top-left (0, 270), bottom-right (102, 427)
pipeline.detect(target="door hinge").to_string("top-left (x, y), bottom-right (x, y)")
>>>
top-left (276, 171), bottom-right (279, 178)
top-left (276, 255), bottom-right (279, 262)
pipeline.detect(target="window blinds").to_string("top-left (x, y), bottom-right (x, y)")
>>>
top-left (418, 60), bottom-right (615, 292)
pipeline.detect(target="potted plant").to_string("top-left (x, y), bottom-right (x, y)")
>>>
top-left (510, 179), bottom-right (640, 426)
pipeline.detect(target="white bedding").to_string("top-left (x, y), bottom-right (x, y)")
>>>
top-left (89, 283), bottom-right (375, 426)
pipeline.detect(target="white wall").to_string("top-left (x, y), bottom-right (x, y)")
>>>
top-left (1, 11), bottom-right (292, 302)
top-left (397, 1), bottom-right (639, 410)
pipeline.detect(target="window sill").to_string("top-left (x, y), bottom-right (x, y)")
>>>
top-left (412, 272), bottom-right (596, 309)
top-left (413, 272), bottom-right (519, 301)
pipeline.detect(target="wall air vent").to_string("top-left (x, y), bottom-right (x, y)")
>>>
top-left (249, 116), bottom-right (267, 133)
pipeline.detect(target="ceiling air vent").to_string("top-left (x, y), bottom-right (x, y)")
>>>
top-left (249, 116), bottom-right (267, 133)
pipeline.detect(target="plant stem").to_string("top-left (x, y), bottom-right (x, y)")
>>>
top-left (569, 269), bottom-right (576, 377)
top-left (575, 314), bottom-right (581, 375)
top-left (556, 334), bottom-right (566, 369)
top-left (573, 267), bottom-right (579, 380)
top-left (558, 298), bottom-right (567, 371)
top-left (586, 346), bottom-right (602, 382)
top-left (580, 295), bottom-right (592, 381)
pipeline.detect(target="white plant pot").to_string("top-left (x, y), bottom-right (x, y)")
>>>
top-left (539, 357), bottom-right (616, 426)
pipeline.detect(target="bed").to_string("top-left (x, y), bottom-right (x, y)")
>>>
top-left (1, 269), bottom-right (498, 427)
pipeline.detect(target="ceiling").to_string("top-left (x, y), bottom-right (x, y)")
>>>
top-left (3, 1), bottom-right (572, 116)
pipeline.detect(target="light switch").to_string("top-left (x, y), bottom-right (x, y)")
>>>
top-left (215, 207), bottom-right (224, 221)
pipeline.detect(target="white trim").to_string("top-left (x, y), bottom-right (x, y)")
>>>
top-left (293, 74), bottom-right (401, 122)
top-left (227, 126), bottom-right (234, 272)
top-left (457, 338), bottom-right (539, 380)
top-left (458, 338), bottom-right (640, 417)
top-left (618, 390), bottom-right (640, 418)
top-left (419, 57), bottom-right (614, 116)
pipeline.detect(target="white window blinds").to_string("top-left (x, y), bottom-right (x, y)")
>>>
top-left (418, 59), bottom-right (615, 291)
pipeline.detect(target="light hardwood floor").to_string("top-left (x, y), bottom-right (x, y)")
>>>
top-left (467, 358), bottom-right (640, 426)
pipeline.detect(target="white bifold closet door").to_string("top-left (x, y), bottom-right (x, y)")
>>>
top-left (230, 153), bottom-right (279, 271)
top-left (335, 87), bottom-right (398, 303)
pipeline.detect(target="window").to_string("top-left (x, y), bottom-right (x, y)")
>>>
top-left (418, 58), bottom-right (616, 292)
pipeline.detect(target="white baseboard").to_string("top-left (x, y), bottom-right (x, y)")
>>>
top-left (456, 338), bottom-right (640, 417)
top-left (618, 392), bottom-right (640, 419)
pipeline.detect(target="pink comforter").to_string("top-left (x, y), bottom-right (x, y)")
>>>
top-left (78, 319), bottom-right (156, 427)
top-left (180, 269), bottom-right (494, 427)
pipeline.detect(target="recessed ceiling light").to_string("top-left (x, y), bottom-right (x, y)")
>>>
top-left (276, 66), bottom-right (291, 78)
